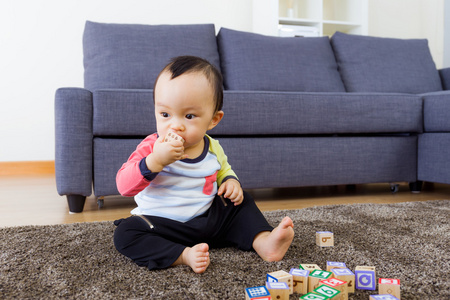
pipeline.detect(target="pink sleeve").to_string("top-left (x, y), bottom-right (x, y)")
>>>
top-left (116, 134), bottom-right (158, 197)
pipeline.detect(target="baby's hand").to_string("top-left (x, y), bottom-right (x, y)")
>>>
top-left (218, 179), bottom-right (243, 206)
top-left (146, 133), bottom-right (187, 172)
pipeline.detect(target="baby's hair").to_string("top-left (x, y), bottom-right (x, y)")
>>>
top-left (154, 56), bottom-right (223, 112)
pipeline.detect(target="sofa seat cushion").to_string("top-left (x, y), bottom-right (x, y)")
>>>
top-left (217, 28), bottom-right (345, 92)
top-left (422, 91), bottom-right (450, 132)
top-left (209, 91), bottom-right (423, 135)
top-left (331, 32), bottom-right (442, 94)
top-left (83, 21), bottom-right (220, 91)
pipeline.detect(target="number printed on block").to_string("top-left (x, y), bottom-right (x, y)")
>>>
top-left (316, 231), bottom-right (334, 247)
top-left (300, 293), bottom-right (329, 300)
top-left (314, 285), bottom-right (341, 298)
top-left (379, 278), bottom-right (401, 299)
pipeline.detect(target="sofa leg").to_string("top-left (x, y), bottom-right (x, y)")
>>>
top-left (67, 195), bottom-right (86, 213)
top-left (409, 181), bottom-right (423, 193)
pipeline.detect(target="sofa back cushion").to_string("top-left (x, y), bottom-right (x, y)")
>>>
top-left (217, 28), bottom-right (345, 92)
top-left (83, 21), bottom-right (221, 91)
top-left (331, 32), bottom-right (442, 93)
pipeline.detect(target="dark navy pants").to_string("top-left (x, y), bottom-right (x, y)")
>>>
top-left (113, 191), bottom-right (273, 270)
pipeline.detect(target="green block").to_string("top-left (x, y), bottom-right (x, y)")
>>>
top-left (314, 285), bottom-right (341, 298)
top-left (300, 292), bottom-right (330, 300)
top-left (310, 269), bottom-right (332, 279)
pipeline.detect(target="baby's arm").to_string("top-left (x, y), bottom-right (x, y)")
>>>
top-left (116, 134), bottom-right (158, 196)
top-left (116, 132), bottom-right (187, 196)
top-left (218, 178), bottom-right (244, 206)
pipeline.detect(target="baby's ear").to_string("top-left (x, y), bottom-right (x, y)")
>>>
top-left (208, 110), bottom-right (224, 130)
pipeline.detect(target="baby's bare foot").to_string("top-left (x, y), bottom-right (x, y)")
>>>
top-left (181, 243), bottom-right (210, 273)
top-left (253, 216), bottom-right (294, 262)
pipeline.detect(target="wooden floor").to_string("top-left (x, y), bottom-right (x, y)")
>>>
top-left (1, 174), bottom-right (449, 228)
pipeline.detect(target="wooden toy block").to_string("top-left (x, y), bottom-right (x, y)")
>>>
top-left (355, 266), bottom-right (376, 291)
top-left (308, 270), bottom-right (332, 292)
top-left (379, 278), bottom-right (401, 299)
top-left (299, 263), bottom-right (322, 271)
top-left (267, 270), bottom-right (293, 294)
top-left (313, 285), bottom-right (341, 299)
top-left (299, 293), bottom-right (329, 300)
top-left (320, 278), bottom-right (348, 300)
top-left (289, 268), bottom-right (310, 294)
top-left (266, 281), bottom-right (289, 300)
top-left (326, 261), bottom-right (346, 272)
top-left (316, 231), bottom-right (334, 247)
top-left (245, 286), bottom-right (272, 300)
top-left (164, 131), bottom-right (185, 143)
top-left (369, 295), bottom-right (399, 300)
top-left (331, 268), bottom-right (355, 293)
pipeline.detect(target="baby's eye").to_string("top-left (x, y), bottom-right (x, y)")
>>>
top-left (161, 112), bottom-right (170, 118)
top-left (185, 114), bottom-right (195, 120)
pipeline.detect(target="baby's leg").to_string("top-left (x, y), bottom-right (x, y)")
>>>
top-left (114, 216), bottom-right (194, 271)
top-left (171, 243), bottom-right (210, 274)
top-left (252, 216), bottom-right (294, 262)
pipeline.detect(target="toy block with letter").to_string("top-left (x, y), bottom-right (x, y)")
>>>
top-left (369, 295), bottom-right (399, 300)
top-left (379, 278), bottom-right (401, 299)
top-left (326, 261), bottom-right (346, 272)
top-left (309, 270), bottom-right (332, 292)
top-left (320, 278), bottom-right (348, 300)
top-left (266, 270), bottom-right (293, 294)
top-left (300, 293), bottom-right (329, 300)
top-left (299, 263), bottom-right (322, 271)
top-left (331, 268), bottom-right (355, 293)
top-left (316, 231), bottom-right (334, 247)
top-left (313, 285), bottom-right (341, 299)
top-left (245, 286), bottom-right (271, 300)
top-left (290, 268), bottom-right (310, 294)
top-left (164, 131), bottom-right (185, 143)
top-left (355, 266), bottom-right (376, 291)
top-left (266, 282), bottom-right (289, 300)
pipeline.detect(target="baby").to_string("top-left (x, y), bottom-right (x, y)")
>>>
top-left (114, 56), bottom-right (294, 273)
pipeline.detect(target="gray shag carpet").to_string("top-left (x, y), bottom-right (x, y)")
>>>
top-left (1, 200), bottom-right (449, 299)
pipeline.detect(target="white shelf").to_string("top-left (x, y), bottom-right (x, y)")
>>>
top-left (253, 0), bottom-right (368, 37)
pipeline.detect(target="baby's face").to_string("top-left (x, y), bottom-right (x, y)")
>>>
top-left (154, 71), bottom-right (222, 155)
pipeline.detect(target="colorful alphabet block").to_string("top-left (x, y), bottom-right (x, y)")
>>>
top-left (313, 285), bottom-right (341, 299)
top-left (369, 295), bottom-right (399, 300)
top-left (379, 278), bottom-right (401, 299)
top-left (320, 278), bottom-right (348, 300)
top-left (331, 268), bottom-right (355, 293)
top-left (244, 286), bottom-right (271, 300)
top-left (316, 231), bottom-right (334, 247)
top-left (266, 270), bottom-right (293, 294)
top-left (326, 261), bottom-right (347, 272)
top-left (289, 268), bottom-right (310, 294)
top-left (309, 270), bottom-right (332, 292)
top-left (300, 293), bottom-right (329, 300)
top-left (266, 281), bottom-right (289, 300)
top-left (299, 263), bottom-right (322, 271)
top-left (355, 266), bottom-right (376, 290)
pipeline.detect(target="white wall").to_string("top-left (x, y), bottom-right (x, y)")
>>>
top-left (0, 0), bottom-right (447, 162)
top-left (0, 0), bottom-right (253, 162)
top-left (368, 0), bottom-right (445, 68)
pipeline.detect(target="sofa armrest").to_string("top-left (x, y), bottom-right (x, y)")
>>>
top-left (55, 88), bottom-right (93, 197)
top-left (439, 67), bottom-right (450, 90)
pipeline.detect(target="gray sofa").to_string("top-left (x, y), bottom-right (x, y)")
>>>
top-left (55, 21), bottom-right (450, 213)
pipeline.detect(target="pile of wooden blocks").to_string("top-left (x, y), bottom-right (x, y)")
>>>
top-left (244, 231), bottom-right (401, 300)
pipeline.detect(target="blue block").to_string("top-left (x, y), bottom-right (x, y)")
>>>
top-left (245, 286), bottom-right (270, 298)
